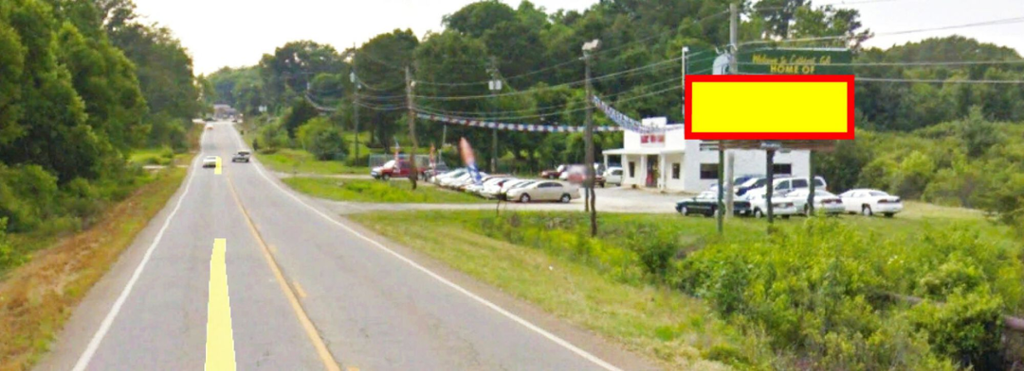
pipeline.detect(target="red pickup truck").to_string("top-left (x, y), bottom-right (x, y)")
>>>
top-left (371, 159), bottom-right (426, 180)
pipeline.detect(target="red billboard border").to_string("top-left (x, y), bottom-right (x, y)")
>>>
top-left (684, 74), bottom-right (856, 140)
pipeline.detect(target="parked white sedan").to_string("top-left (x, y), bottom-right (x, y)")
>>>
top-left (507, 181), bottom-right (579, 203)
top-left (746, 193), bottom-right (799, 218)
top-left (787, 189), bottom-right (846, 215)
top-left (840, 189), bottom-right (903, 217)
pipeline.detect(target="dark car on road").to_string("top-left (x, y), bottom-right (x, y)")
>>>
top-left (676, 191), bottom-right (753, 217)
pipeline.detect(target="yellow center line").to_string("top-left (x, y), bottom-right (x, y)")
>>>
top-left (206, 238), bottom-right (236, 371)
top-left (215, 157), bottom-right (223, 175)
top-left (224, 175), bottom-right (342, 371)
top-left (293, 281), bottom-right (308, 299)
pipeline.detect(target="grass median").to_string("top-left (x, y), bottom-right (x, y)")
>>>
top-left (258, 148), bottom-right (369, 175)
top-left (350, 208), bottom-right (1021, 369)
top-left (283, 177), bottom-right (489, 204)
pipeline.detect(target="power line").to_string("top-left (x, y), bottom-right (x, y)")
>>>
top-left (410, 53), bottom-right (718, 101)
top-left (858, 77), bottom-right (1024, 84)
top-left (738, 59), bottom-right (1024, 67)
top-left (415, 84), bottom-right (683, 122)
top-left (741, 15), bottom-right (1024, 47)
top-left (413, 11), bottom-right (729, 88)
top-left (415, 69), bottom-right (711, 118)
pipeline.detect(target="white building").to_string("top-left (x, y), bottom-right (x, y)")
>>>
top-left (602, 119), bottom-right (811, 193)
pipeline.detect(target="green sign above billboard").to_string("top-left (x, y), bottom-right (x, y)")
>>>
top-left (685, 47), bottom-right (853, 76)
top-left (737, 47), bottom-right (853, 75)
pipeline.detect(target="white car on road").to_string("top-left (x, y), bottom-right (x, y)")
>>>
top-left (786, 189), bottom-right (845, 215)
top-left (746, 193), bottom-right (799, 218)
top-left (840, 189), bottom-right (903, 217)
top-left (202, 156), bottom-right (218, 169)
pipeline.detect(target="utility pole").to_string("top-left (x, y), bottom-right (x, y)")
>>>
top-left (716, 2), bottom-right (740, 234)
top-left (808, 152), bottom-right (816, 215)
top-left (583, 39), bottom-right (600, 237)
top-left (488, 57), bottom-right (501, 174)
top-left (350, 48), bottom-right (361, 162)
top-left (405, 66), bottom-right (419, 190)
top-left (767, 149), bottom-right (775, 225)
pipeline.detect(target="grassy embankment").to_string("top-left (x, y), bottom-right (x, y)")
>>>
top-left (0, 127), bottom-right (200, 370)
top-left (350, 205), bottom-right (1021, 369)
top-left (283, 178), bottom-right (488, 204)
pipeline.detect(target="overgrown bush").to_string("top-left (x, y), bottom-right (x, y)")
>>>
top-left (296, 117), bottom-right (347, 161)
top-left (674, 218), bottom-right (1019, 369)
top-left (0, 217), bottom-right (24, 271)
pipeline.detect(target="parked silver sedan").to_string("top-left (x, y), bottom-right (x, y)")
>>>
top-left (507, 181), bottom-right (579, 203)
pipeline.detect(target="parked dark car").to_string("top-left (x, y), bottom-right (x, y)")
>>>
top-left (541, 164), bottom-right (567, 179)
top-left (676, 191), bottom-right (753, 217)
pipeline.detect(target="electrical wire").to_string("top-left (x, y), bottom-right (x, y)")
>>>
top-left (737, 59), bottom-right (1024, 67)
top-left (410, 53), bottom-right (718, 101)
top-left (857, 77), bottom-right (1024, 84)
top-left (413, 11), bottom-right (729, 88)
top-left (413, 67), bottom-right (712, 118)
top-left (740, 15), bottom-right (1024, 47)
top-left (415, 84), bottom-right (683, 122)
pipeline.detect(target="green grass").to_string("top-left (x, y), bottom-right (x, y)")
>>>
top-left (258, 148), bottom-right (369, 175)
top-left (283, 178), bottom-right (489, 204)
top-left (349, 208), bottom-right (1018, 369)
top-left (128, 147), bottom-right (174, 166)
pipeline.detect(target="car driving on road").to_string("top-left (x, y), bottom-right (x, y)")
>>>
top-left (202, 156), bottom-right (218, 168)
top-left (231, 151), bottom-right (251, 163)
top-left (840, 189), bottom-right (904, 217)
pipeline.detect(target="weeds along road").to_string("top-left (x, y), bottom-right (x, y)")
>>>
top-left (37, 121), bottom-right (655, 371)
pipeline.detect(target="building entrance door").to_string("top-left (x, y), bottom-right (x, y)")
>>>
top-left (645, 155), bottom-right (658, 188)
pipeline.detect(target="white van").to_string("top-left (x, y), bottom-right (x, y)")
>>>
top-left (746, 176), bottom-right (827, 198)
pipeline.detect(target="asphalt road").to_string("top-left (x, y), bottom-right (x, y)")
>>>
top-left (37, 121), bottom-right (657, 371)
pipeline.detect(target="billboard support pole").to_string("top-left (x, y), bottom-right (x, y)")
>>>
top-left (767, 149), bottom-right (775, 226)
top-left (808, 152), bottom-right (816, 215)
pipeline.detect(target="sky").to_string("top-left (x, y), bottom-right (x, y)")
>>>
top-left (129, 0), bottom-right (1024, 75)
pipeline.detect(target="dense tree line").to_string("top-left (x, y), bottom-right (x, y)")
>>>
top-left (0, 0), bottom-right (200, 239)
top-left (209, 0), bottom-right (1023, 215)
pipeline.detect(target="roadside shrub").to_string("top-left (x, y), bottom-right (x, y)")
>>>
top-left (0, 217), bottom-right (25, 270)
top-left (623, 224), bottom-right (678, 279)
top-left (297, 117), bottom-right (347, 161)
top-left (677, 218), bottom-right (1017, 368)
top-left (911, 291), bottom-right (1005, 369)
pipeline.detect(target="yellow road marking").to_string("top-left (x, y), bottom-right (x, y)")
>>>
top-left (225, 175), bottom-right (341, 371)
top-left (215, 156), bottom-right (223, 175)
top-left (293, 281), bottom-right (308, 299)
top-left (268, 245), bottom-right (278, 254)
top-left (347, 368), bottom-right (359, 371)
top-left (205, 238), bottom-right (236, 371)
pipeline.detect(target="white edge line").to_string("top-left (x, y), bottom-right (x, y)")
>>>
top-left (71, 133), bottom-right (205, 371)
top-left (233, 128), bottom-right (622, 371)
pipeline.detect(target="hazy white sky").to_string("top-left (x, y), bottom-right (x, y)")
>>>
top-left (129, 0), bottom-right (1024, 75)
